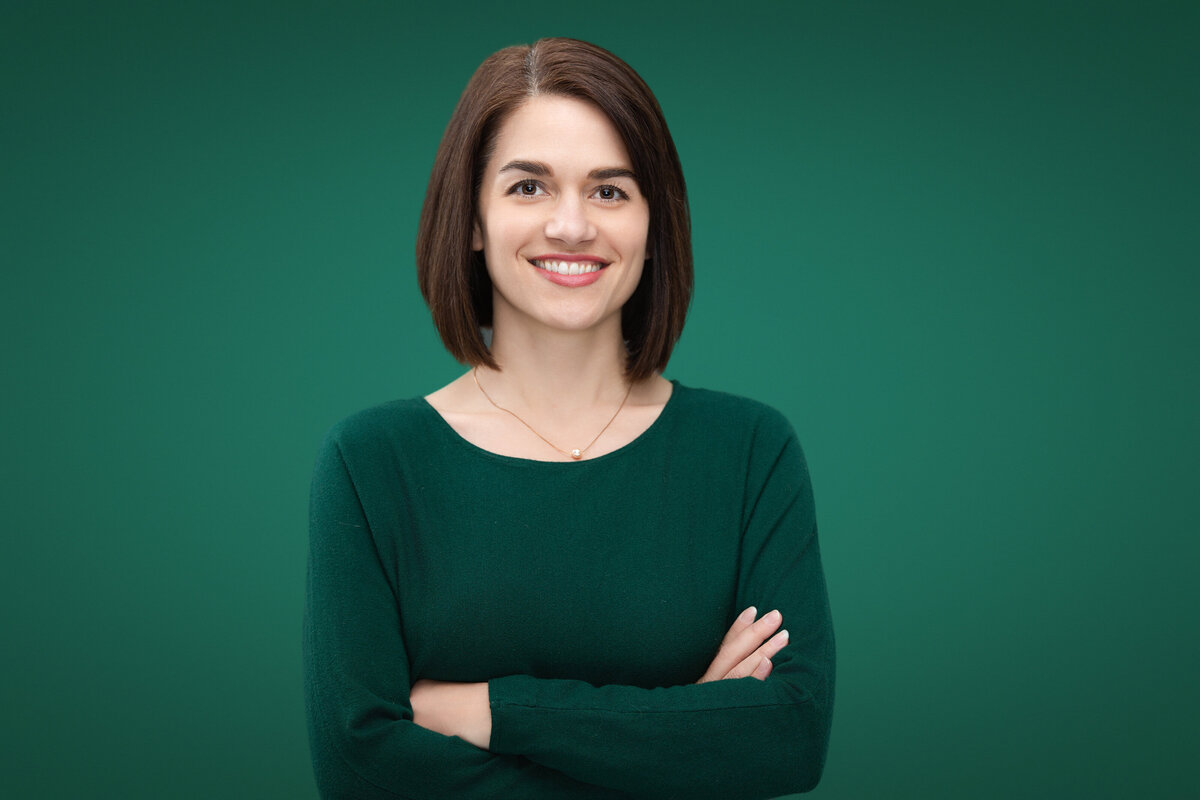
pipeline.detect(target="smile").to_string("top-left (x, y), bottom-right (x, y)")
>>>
top-left (530, 259), bottom-right (606, 276)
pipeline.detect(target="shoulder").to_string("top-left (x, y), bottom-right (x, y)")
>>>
top-left (665, 382), bottom-right (808, 480)
top-left (666, 383), bottom-right (813, 501)
top-left (671, 383), bottom-right (798, 444)
top-left (320, 397), bottom-right (435, 458)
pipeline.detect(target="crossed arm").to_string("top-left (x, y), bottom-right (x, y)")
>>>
top-left (410, 606), bottom-right (791, 749)
top-left (307, 412), bottom-right (833, 798)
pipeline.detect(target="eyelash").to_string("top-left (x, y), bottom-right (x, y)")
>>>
top-left (506, 180), bottom-right (630, 203)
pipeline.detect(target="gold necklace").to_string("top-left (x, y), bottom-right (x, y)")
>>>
top-left (472, 366), bottom-right (633, 460)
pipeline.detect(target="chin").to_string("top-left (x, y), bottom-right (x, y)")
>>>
top-left (538, 312), bottom-right (613, 333)
top-left (492, 290), bottom-right (630, 336)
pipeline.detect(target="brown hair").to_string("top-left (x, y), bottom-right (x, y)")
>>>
top-left (416, 38), bottom-right (692, 381)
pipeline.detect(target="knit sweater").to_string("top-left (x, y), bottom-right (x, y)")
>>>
top-left (303, 382), bottom-right (835, 799)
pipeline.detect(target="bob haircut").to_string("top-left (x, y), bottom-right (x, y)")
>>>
top-left (416, 37), bottom-right (692, 381)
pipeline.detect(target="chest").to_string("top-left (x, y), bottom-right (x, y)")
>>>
top-left (389, 458), bottom-right (746, 687)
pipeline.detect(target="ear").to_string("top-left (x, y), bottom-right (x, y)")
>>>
top-left (471, 219), bottom-right (483, 252)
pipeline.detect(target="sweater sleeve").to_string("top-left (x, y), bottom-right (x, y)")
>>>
top-left (486, 415), bottom-right (835, 799)
top-left (303, 434), bottom-right (634, 800)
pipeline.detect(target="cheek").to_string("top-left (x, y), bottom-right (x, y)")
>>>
top-left (629, 207), bottom-right (651, 259)
top-left (480, 207), bottom-right (534, 252)
top-left (620, 255), bottom-right (647, 299)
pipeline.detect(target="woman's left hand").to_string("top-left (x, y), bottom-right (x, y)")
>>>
top-left (410, 679), bottom-right (492, 750)
top-left (696, 606), bottom-right (789, 683)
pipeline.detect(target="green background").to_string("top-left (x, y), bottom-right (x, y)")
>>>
top-left (3, 1), bottom-right (1196, 797)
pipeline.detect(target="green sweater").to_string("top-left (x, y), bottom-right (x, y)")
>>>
top-left (304, 382), bottom-right (835, 799)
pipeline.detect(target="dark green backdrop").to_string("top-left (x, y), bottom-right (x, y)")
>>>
top-left (3, 1), bottom-right (1196, 798)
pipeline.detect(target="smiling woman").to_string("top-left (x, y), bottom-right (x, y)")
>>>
top-left (472, 95), bottom-right (650, 336)
top-left (303, 38), bottom-right (835, 799)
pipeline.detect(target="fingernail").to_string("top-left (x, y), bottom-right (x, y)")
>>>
top-left (739, 606), bottom-right (757, 623)
top-left (766, 609), bottom-right (782, 623)
top-left (778, 629), bottom-right (789, 641)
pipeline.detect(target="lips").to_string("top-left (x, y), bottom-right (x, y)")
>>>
top-left (528, 257), bottom-right (608, 287)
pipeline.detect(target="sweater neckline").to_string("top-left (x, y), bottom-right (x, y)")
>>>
top-left (420, 379), bottom-right (682, 467)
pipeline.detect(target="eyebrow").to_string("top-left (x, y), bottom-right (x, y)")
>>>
top-left (589, 167), bottom-right (638, 181)
top-left (498, 160), bottom-right (638, 181)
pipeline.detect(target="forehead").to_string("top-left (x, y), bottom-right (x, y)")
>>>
top-left (487, 95), bottom-right (632, 173)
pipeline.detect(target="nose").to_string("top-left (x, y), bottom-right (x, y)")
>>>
top-left (543, 194), bottom-right (596, 244)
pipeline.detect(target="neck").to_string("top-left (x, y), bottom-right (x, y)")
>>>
top-left (482, 315), bottom-right (630, 416)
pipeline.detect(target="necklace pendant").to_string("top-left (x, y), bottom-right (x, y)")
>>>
top-left (570, 449), bottom-right (583, 460)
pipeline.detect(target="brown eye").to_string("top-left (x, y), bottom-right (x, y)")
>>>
top-left (592, 184), bottom-right (627, 202)
top-left (520, 181), bottom-right (538, 195)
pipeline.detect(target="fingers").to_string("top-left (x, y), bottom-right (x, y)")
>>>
top-left (718, 605), bottom-right (759, 647)
top-left (725, 627), bottom-right (789, 680)
top-left (698, 608), bottom-right (786, 683)
top-left (698, 607), bottom-right (757, 682)
top-left (752, 656), bottom-right (773, 680)
top-left (700, 606), bottom-right (775, 682)
top-left (726, 609), bottom-right (783, 667)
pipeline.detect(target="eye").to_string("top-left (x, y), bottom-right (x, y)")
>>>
top-left (593, 184), bottom-right (630, 202)
top-left (507, 179), bottom-right (547, 198)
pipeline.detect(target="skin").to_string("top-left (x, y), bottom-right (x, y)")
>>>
top-left (475, 94), bottom-right (650, 346)
top-left (426, 94), bottom-right (670, 460)
top-left (416, 95), bottom-right (789, 749)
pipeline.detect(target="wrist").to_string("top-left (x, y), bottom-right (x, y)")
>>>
top-left (454, 681), bottom-right (492, 750)
top-left (411, 679), bottom-right (492, 750)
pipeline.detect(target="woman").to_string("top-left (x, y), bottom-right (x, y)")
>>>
top-left (304, 38), bottom-right (834, 799)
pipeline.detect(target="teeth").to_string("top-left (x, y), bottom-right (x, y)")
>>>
top-left (532, 259), bottom-right (603, 275)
